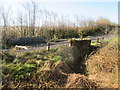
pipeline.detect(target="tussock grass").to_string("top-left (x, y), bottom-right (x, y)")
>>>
top-left (86, 36), bottom-right (118, 88)
top-left (66, 74), bottom-right (98, 88)
top-left (2, 30), bottom-right (119, 88)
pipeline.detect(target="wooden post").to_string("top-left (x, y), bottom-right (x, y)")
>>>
top-left (69, 39), bottom-right (73, 47)
top-left (46, 42), bottom-right (50, 51)
top-left (79, 31), bottom-right (83, 40)
top-left (102, 37), bottom-right (104, 40)
top-left (97, 38), bottom-right (100, 43)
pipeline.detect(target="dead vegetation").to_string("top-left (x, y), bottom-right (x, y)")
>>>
top-left (1, 30), bottom-right (118, 88)
top-left (0, 0), bottom-right (118, 89)
top-left (65, 74), bottom-right (98, 88)
top-left (86, 35), bottom-right (118, 88)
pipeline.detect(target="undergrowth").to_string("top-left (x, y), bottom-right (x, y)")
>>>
top-left (86, 36), bottom-right (118, 88)
top-left (1, 32), bottom-right (118, 88)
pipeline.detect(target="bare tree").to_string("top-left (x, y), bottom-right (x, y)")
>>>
top-left (31, 1), bottom-right (38, 36)
top-left (96, 18), bottom-right (111, 34)
top-left (75, 16), bottom-right (96, 27)
top-left (17, 12), bottom-right (24, 37)
top-left (96, 18), bottom-right (111, 27)
top-left (22, 0), bottom-right (38, 37)
top-left (0, 3), bottom-right (11, 48)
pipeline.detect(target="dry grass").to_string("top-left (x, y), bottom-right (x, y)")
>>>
top-left (86, 35), bottom-right (118, 88)
top-left (65, 74), bottom-right (98, 88)
top-left (2, 30), bottom-right (119, 88)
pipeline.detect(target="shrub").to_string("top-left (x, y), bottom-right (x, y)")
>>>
top-left (2, 51), bottom-right (15, 63)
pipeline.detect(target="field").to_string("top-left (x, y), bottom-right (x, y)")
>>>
top-left (1, 30), bottom-right (119, 88)
top-left (0, 1), bottom-right (119, 89)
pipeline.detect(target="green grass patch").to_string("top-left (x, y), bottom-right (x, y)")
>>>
top-left (52, 56), bottom-right (62, 62)
top-left (2, 63), bottom-right (38, 81)
top-left (91, 41), bottom-right (100, 47)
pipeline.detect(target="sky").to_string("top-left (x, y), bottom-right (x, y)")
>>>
top-left (0, 0), bottom-right (118, 24)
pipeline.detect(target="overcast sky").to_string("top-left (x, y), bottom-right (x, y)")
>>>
top-left (0, 0), bottom-right (118, 23)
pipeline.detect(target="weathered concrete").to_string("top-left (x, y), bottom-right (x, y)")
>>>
top-left (14, 45), bottom-right (28, 50)
top-left (67, 39), bottom-right (92, 73)
top-left (7, 36), bottom-right (46, 46)
top-left (69, 39), bottom-right (91, 51)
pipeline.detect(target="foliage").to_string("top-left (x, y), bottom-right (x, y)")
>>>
top-left (52, 56), bottom-right (62, 62)
top-left (78, 25), bottom-right (104, 37)
top-left (91, 41), bottom-right (100, 47)
top-left (2, 48), bottom-right (64, 88)
top-left (2, 63), bottom-right (38, 87)
top-left (1, 51), bottom-right (15, 63)
top-left (2, 23), bottom-right (113, 48)
top-left (2, 34), bottom-right (118, 88)
top-left (96, 18), bottom-right (111, 28)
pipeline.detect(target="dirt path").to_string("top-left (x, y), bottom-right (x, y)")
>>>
top-left (1, 41), bottom-right (69, 52)
top-left (28, 40), bottom-right (69, 51)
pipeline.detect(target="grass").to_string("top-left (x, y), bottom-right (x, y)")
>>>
top-left (2, 47), bottom-right (66, 88)
top-left (91, 41), bottom-right (100, 47)
top-left (86, 36), bottom-right (118, 88)
top-left (2, 31), bottom-right (118, 88)
top-left (2, 44), bottom-right (90, 88)
top-left (50, 38), bottom-right (68, 42)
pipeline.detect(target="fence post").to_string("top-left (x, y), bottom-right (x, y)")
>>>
top-left (97, 38), bottom-right (100, 43)
top-left (46, 42), bottom-right (50, 51)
